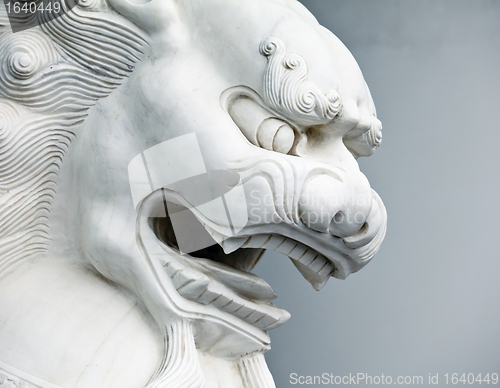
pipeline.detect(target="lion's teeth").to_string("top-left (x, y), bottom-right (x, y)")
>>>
top-left (274, 238), bottom-right (299, 256)
top-left (286, 240), bottom-right (334, 291)
top-left (189, 256), bottom-right (277, 301)
top-left (165, 261), bottom-right (210, 300)
top-left (254, 311), bottom-right (285, 330)
top-left (164, 260), bottom-right (183, 279)
top-left (220, 299), bottom-right (242, 313)
top-left (163, 257), bottom-right (290, 328)
top-left (211, 293), bottom-right (233, 309)
top-left (177, 275), bottom-right (210, 300)
top-left (233, 305), bottom-right (257, 320)
top-left (195, 285), bottom-right (222, 305)
top-left (245, 311), bottom-right (266, 324)
top-left (262, 235), bottom-right (287, 250)
top-left (172, 267), bottom-right (203, 289)
top-left (242, 234), bottom-right (335, 291)
top-left (293, 247), bottom-right (317, 266)
top-left (307, 255), bottom-right (329, 273)
top-left (243, 234), bottom-right (272, 248)
top-left (288, 243), bottom-right (307, 260)
top-left (290, 254), bottom-right (334, 291)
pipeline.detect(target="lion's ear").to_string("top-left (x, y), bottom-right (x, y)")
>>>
top-left (107, 0), bottom-right (181, 35)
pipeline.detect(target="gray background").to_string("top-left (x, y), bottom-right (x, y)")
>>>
top-left (254, 0), bottom-right (500, 386)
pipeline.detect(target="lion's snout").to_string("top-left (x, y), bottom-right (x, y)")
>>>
top-left (298, 173), bottom-right (379, 242)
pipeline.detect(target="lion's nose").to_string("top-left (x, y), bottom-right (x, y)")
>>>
top-left (299, 173), bottom-right (373, 238)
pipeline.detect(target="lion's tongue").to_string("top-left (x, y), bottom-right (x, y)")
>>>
top-left (187, 256), bottom-right (277, 302)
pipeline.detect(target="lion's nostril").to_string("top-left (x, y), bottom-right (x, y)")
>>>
top-left (333, 211), bottom-right (344, 224)
top-left (357, 222), bottom-right (369, 235)
top-left (328, 211), bottom-right (366, 238)
top-left (298, 174), bottom-right (373, 238)
top-left (343, 196), bottom-right (384, 249)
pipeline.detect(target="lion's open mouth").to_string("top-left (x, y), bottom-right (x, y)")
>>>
top-left (151, 212), bottom-right (273, 300)
top-left (147, 205), bottom-right (343, 333)
top-left (149, 213), bottom-right (295, 331)
top-left (137, 182), bottom-right (385, 335)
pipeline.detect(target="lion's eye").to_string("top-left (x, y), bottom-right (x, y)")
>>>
top-left (256, 118), bottom-right (295, 153)
top-left (228, 96), bottom-right (296, 154)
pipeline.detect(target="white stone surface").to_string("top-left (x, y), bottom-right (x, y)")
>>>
top-left (0, 0), bottom-right (386, 386)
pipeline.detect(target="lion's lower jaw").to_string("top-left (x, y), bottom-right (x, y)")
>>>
top-left (147, 319), bottom-right (275, 388)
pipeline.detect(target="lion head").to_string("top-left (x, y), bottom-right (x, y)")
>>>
top-left (0, 0), bottom-right (386, 386)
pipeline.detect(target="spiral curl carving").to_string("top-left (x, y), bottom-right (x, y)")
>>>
top-left (260, 37), bottom-right (342, 126)
top-left (283, 54), bottom-right (303, 70)
top-left (0, 31), bottom-right (59, 95)
top-left (78, 0), bottom-right (101, 10)
top-left (260, 38), bottom-right (282, 56)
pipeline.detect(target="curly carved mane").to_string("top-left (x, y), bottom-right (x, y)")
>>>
top-left (0, 0), bottom-right (146, 279)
